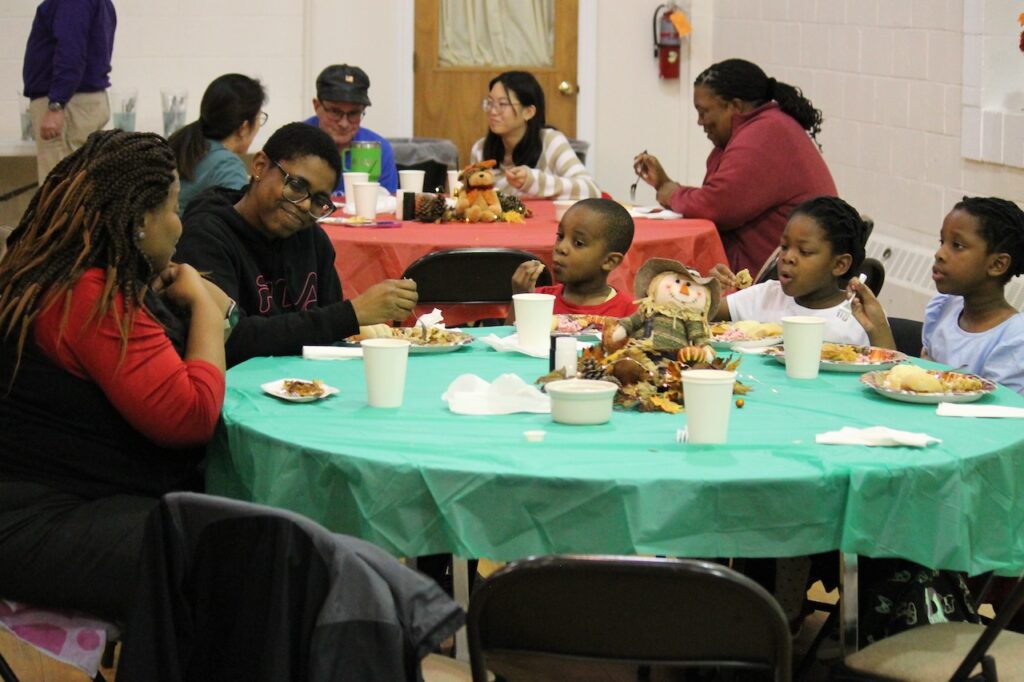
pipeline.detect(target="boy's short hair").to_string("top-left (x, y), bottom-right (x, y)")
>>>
top-left (572, 198), bottom-right (634, 254)
top-left (263, 122), bottom-right (342, 187)
top-left (955, 196), bottom-right (1024, 281)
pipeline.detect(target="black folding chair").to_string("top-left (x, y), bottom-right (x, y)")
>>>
top-left (888, 317), bottom-right (924, 357)
top-left (402, 248), bottom-right (552, 325)
top-left (467, 555), bottom-right (792, 682)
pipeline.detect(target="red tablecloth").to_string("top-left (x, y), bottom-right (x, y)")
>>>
top-left (323, 200), bottom-right (726, 325)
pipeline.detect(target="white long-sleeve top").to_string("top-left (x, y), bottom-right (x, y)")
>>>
top-left (470, 128), bottom-right (600, 200)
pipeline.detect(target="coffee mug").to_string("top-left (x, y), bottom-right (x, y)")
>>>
top-left (343, 141), bottom-right (382, 182)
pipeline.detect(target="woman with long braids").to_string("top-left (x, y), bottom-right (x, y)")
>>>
top-left (0, 129), bottom-right (229, 620)
top-left (0, 130), bottom-right (462, 679)
top-left (634, 58), bottom-right (837, 275)
top-left (168, 73), bottom-right (267, 213)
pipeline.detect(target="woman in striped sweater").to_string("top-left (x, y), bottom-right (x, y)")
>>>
top-left (470, 70), bottom-right (599, 201)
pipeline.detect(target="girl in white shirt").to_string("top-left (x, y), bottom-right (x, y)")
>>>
top-left (711, 195), bottom-right (872, 345)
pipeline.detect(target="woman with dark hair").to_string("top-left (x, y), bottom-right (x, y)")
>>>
top-left (635, 58), bottom-right (837, 275)
top-left (470, 70), bottom-right (599, 200)
top-left (176, 122), bottom-right (418, 367)
top-left (0, 129), bottom-right (230, 620)
top-left (168, 73), bottom-right (267, 212)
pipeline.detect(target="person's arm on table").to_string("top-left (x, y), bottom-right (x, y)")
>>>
top-left (510, 131), bottom-right (599, 200)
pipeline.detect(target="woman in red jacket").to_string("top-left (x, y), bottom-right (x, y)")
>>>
top-left (635, 58), bottom-right (837, 275)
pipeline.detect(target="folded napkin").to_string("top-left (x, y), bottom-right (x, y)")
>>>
top-left (442, 373), bottom-right (550, 415)
top-left (417, 308), bottom-right (446, 329)
top-left (936, 402), bottom-right (1024, 418)
top-left (627, 206), bottom-right (684, 220)
top-left (479, 333), bottom-right (549, 359)
top-left (303, 345), bottom-right (362, 360)
top-left (815, 426), bottom-right (941, 448)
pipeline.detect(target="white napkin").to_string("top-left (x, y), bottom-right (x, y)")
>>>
top-left (303, 345), bottom-right (362, 360)
top-left (627, 206), bottom-right (684, 220)
top-left (442, 373), bottom-right (550, 415)
top-left (936, 402), bottom-right (1024, 418)
top-left (479, 333), bottom-right (549, 359)
top-left (417, 308), bottom-right (446, 329)
top-left (815, 426), bottom-right (941, 448)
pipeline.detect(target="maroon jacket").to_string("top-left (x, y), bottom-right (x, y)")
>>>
top-left (668, 102), bottom-right (837, 275)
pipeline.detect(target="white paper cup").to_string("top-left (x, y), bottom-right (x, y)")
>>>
top-left (352, 182), bottom-right (379, 220)
top-left (513, 293), bottom-right (555, 350)
top-left (342, 172), bottom-right (369, 205)
top-left (447, 169), bottom-right (461, 195)
top-left (782, 316), bottom-right (826, 379)
top-left (681, 369), bottom-right (736, 444)
top-left (360, 338), bottom-right (411, 408)
top-left (398, 169), bottom-right (426, 192)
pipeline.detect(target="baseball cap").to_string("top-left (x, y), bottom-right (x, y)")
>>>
top-left (316, 64), bottom-right (371, 106)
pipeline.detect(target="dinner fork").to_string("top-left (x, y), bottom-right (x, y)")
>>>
top-left (629, 150), bottom-right (647, 202)
top-left (836, 273), bottom-right (868, 322)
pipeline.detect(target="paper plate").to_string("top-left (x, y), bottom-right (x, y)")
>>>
top-left (860, 370), bottom-right (996, 404)
top-left (765, 344), bottom-right (908, 373)
top-left (261, 378), bottom-right (339, 403)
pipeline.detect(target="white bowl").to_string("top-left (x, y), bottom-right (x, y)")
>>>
top-left (553, 199), bottom-right (578, 222)
top-left (545, 379), bottom-right (618, 425)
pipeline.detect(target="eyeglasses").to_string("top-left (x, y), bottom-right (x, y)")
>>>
top-left (268, 157), bottom-right (336, 219)
top-left (319, 103), bottom-right (366, 124)
top-left (258, 111), bottom-right (269, 126)
top-left (481, 97), bottom-right (520, 114)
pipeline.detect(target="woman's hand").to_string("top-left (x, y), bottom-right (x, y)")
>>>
top-left (156, 264), bottom-right (213, 309)
top-left (708, 263), bottom-right (737, 291)
top-left (504, 166), bottom-right (530, 190)
top-left (633, 152), bottom-right (670, 190)
top-left (511, 260), bottom-right (546, 295)
top-left (848, 276), bottom-right (896, 349)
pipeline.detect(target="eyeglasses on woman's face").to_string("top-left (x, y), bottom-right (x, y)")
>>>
top-left (481, 97), bottom-right (520, 114)
top-left (319, 103), bottom-right (366, 125)
top-left (258, 110), bottom-right (269, 126)
top-left (268, 157), bottom-right (335, 219)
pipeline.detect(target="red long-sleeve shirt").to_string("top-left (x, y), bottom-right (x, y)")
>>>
top-left (33, 268), bottom-right (224, 447)
top-left (669, 102), bottom-right (837, 275)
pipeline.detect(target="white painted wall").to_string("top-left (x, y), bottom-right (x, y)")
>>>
top-left (3, 0), bottom-right (1022, 316)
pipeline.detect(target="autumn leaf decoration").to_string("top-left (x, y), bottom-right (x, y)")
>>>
top-left (1020, 12), bottom-right (1024, 53)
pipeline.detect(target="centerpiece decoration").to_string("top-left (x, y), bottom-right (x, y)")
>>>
top-left (413, 160), bottom-right (532, 224)
top-left (539, 258), bottom-right (749, 413)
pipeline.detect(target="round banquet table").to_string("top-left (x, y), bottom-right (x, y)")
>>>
top-left (207, 329), bottom-right (1024, 578)
top-left (321, 200), bottom-right (727, 325)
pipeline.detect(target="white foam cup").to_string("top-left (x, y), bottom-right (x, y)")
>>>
top-left (342, 172), bottom-right (369, 208)
top-left (360, 338), bottom-right (411, 408)
top-left (513, 293), bottom-right (555, 350)
top-left (352, 182), bottom-right (379, 220)
top-left (681, 369), bottom-right (737, 444)
top-left (398, 169), bottom-right (426, 192)
top-left (447, 169), bottom-right (461, 195)
top-left (781, 316), bottom-right (826, 379)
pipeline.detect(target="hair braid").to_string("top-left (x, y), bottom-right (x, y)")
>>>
top-left (0, 129), bottom-right (177, 375)
top-left (954, 197), bottom-right (1024, 281)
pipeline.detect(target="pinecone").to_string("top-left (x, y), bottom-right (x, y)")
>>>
top-left (497, 191), bottom-right (531, 217)
top-left (578, 356), bottom-right (613, 382)
top-left (414, 193), bottom-right (448, 223)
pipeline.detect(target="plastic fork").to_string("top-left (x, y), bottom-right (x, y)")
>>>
top-left (836, 273), bottom-right (869, 321)
top-left (629, 150), bottom-right (647, 202)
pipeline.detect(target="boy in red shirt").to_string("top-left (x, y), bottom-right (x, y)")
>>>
top-left (511, 198), bottom-right (636, 318)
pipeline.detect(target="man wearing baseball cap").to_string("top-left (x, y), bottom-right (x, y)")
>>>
top-left (305, 64), bottom-right (398, 194)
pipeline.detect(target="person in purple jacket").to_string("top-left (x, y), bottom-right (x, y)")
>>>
top-left (22, 0), bottom-right (116, 182)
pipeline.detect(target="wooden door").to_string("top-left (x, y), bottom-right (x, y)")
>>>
top-left (414, 0), bottom-right (578, 169)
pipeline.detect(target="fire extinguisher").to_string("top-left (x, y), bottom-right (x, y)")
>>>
top-left (653, 3), bottom-right (681, 79)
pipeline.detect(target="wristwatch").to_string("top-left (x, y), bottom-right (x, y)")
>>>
top-left (47, 101), bottom-right (64, 112)
top-left (223, 299), bottom-right (240, 332)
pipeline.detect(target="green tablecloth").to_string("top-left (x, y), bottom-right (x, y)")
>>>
top-left (207, 329), bottom-right (1024, 575)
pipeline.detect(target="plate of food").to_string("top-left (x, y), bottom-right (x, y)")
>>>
top-left (709, 320), bottom-right (783, 350)
top-left (861, 365), bottom-right (996, 404)
top-left (261, 378), bottom-right (339, 403)
top-left (764, 343), bottom-right (908, 372)
top-left (552, 314), bottom-right (612, 337)
top-left (344, 325), bottom-right (475, 354)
